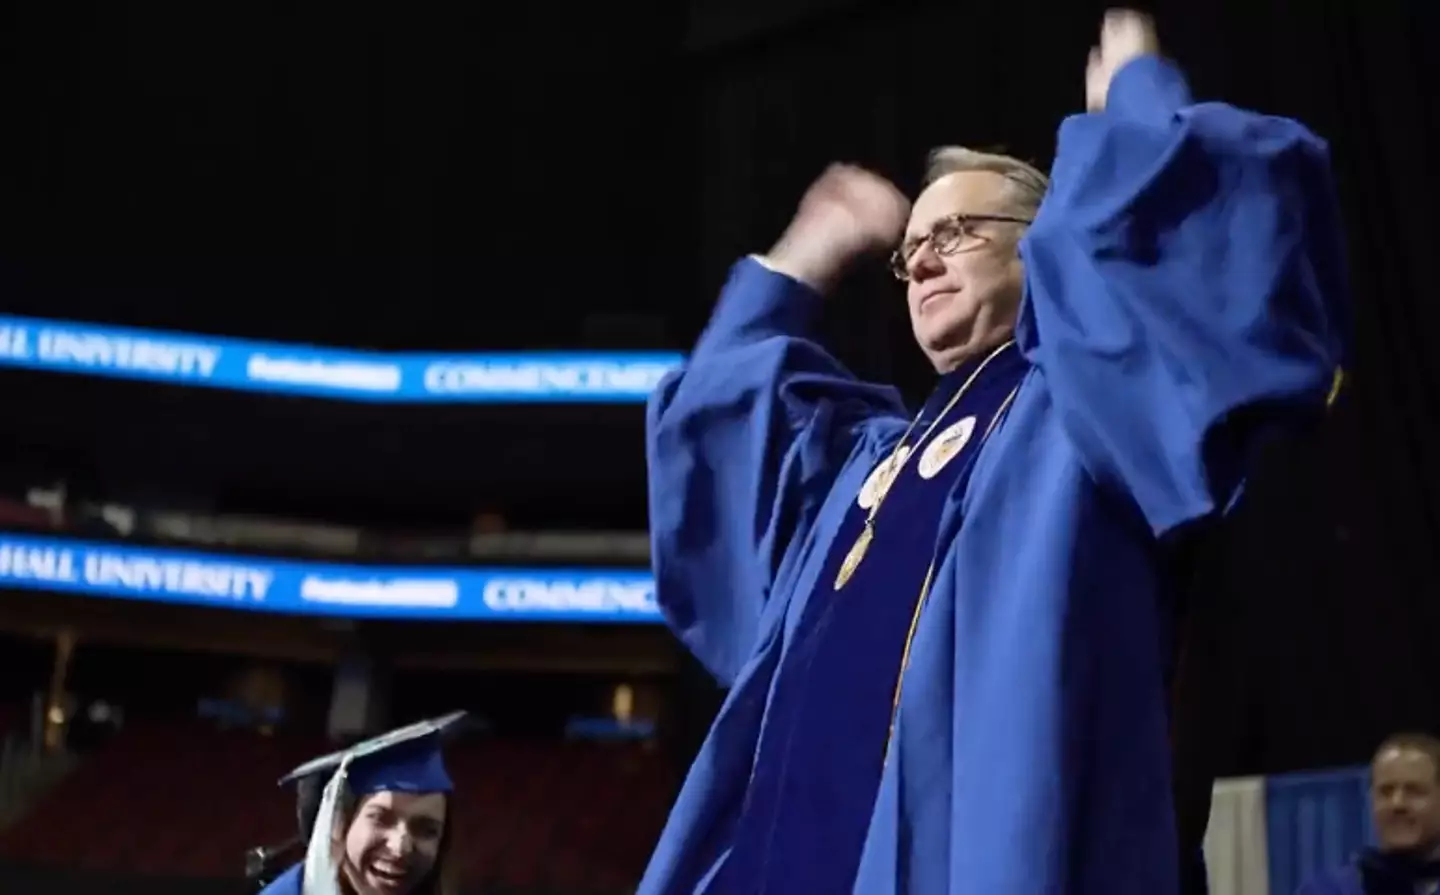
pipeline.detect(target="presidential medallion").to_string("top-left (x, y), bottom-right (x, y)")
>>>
top-left (834, 522), bottom-right (873, 590)
top-left (918, 416), bottom-right (977, 480)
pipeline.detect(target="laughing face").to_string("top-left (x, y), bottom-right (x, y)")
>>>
top-left (340, 791), bottom-right (448, 895)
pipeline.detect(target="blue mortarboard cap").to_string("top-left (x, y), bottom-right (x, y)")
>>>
top-left (279, 711), bottom-right (466, 895)
top-left (279, 711), bottom-right (464, 796)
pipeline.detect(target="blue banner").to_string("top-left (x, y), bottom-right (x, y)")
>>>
top-left (0, 532), bottom-right (662, 623)
top-left (0, 314), bottom-right (681, 403)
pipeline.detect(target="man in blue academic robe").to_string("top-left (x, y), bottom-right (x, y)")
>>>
top-left (641, 9), bottom-right (1349, 895)
top-left (1296, 734), bottom-right (1440, 895)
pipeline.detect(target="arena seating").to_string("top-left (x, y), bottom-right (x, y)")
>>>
top-left (0, 722), bottom-right (672, 893)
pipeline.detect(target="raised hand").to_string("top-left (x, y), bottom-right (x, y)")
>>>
top-left (764, 163), bottom-right (911, 294)
top-left (1085, 9), bottom-right (1162, 112)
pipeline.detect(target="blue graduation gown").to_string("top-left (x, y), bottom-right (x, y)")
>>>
top-left (641, 55), bottom-right (1348, 895)
top-left (257, 863), bottom-right (302, 894)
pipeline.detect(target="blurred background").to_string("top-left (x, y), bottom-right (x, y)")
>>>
top-left (0, 1), bottom-right (1435, 893)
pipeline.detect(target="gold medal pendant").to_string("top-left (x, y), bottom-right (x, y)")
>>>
top-left (834, 522), bottom-right (873, 590)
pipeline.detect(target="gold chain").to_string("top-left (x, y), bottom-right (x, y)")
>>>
top-left (864, 339), bottom-right (1014, 525)
top-left (833, 340), bottom-right (1015, 590)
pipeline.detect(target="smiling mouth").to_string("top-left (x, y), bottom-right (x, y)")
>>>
top-left (366, 864), bottom-right (408, 890)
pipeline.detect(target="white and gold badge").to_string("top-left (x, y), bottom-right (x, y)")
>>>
top-left (917, 416), bottom-right (976, 479)
top-left (857, 445), bottom-right (910, 509)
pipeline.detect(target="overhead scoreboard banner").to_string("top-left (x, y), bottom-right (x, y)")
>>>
top-left (0, 532), bottom-right (661, 623)
top-left (0, 314), bottom-right (682, 403)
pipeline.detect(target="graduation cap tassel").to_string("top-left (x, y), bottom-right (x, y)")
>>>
top-left (301, 755), bottom-right (353, 895)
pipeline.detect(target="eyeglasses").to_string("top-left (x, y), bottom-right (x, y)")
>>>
top-left (888, 212), bottom-right (1033, 281)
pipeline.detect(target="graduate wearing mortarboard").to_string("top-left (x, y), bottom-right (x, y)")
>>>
top-left (640, 8), bottom-right (1350, 895)
top-left (252, 712), bottom-right (464, 895)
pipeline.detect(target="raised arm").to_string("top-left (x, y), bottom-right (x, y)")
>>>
top-left (648, 166), bottom-right (909, 684)
top-left (1016, 13), bottom-right (1350, 537)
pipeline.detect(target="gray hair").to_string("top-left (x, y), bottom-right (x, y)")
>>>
top-left (923, 146), bottom-right (1049, 219)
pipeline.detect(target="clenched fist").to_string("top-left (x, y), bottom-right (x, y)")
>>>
top-left (763, 164), bottom-right (911, 294)
top-left (1086, 10), bottom-right (1162, 112)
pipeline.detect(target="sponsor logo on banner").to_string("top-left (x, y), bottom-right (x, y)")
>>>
top-left (299, 576), bottom-right (459, 607)
top-left (246, 354), bottom-right (402, 393)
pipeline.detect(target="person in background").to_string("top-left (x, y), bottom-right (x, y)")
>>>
top-left (256, 712), bottom-right (465, 895)
top-left (1297, 733), bottom-right (1440, 895)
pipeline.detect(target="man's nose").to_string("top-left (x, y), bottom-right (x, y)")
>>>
top-left (908, 241), bottom-right (945, 281)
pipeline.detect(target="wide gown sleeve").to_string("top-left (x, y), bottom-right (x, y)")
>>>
top-left (647, 257), bottom-right (905, 683)
top-left (1017, 55), bottom-right (1350, 536)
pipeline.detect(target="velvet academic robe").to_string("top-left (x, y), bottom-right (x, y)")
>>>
top-left (1297, 851), bottom-right (1440, 895)
top-left (641, 55), bottom-right (1349, 895)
